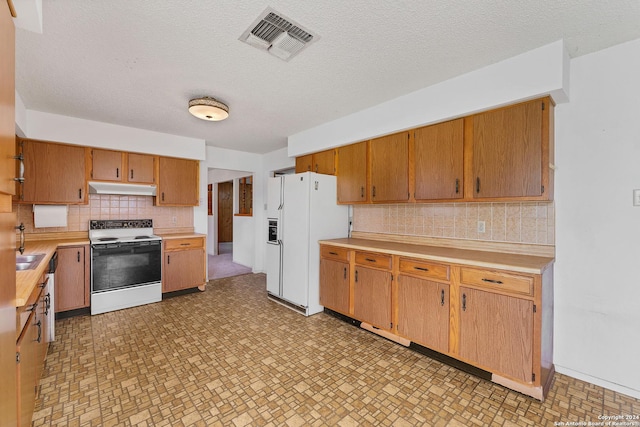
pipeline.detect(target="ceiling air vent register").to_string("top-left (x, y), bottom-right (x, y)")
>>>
top-left (240, 7), bottom-right (319, 61)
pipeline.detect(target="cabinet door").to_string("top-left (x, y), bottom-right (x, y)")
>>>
top-left (319, 258), bottom-right (349, 314)
top-left (127, 153), bottom-right (155, 183)
top-left (163, 249), bottom-right (206, 293)
top-left (92, 148), bottom-right (124, 181)
top-left (397, 275), bottom-right (449, 353)
top-left (22, 140), bottom-right (86, 203)
top-left (0, 1), bottom-right (15, 197)
top-left (414, 119), bottom-right (463, 200)
top-left (459, 286), bottom-right (533, 382)
top-left (295, 154), bottom-right (313, 173)
top-left (313, 150), bottom-right (336, 175)
top-left (16, 312), bottom-right (37, 427)
top-left (353, 266), bottom-right (392, 330)
top-left (337, 141), bottom-right (367, 203)
top-left (0, 212), bottom-right (17, 426)
top-left (157, 157), bottom-right (199, 206)
top-left (472, 99), bottom-right (544, 198)
top-left (370, 132), bottom-right (409, 202)
top-left (55, 246), bottom-right (89, 312)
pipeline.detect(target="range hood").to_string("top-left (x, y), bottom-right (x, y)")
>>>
top-left (88, 181), bottom-right (157, 196)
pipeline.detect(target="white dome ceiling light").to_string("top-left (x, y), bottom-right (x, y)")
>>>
top-left (188, 97), bottom-right (229, 121)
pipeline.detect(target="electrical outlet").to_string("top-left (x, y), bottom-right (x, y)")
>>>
top-left (172, 216), bottom-right (177, 225)
top-left (477, 220), bottom-right (486, 233)
top-left (634, 189), bottom-right (640, 206)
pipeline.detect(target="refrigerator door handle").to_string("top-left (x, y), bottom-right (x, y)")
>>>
top-left (278, 240), bottom-right (284, 296)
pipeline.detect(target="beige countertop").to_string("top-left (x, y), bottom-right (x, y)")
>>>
top-left (16, 238), bottom-right (89, 308)
top-left (319, 238), bottom-right (554, 274)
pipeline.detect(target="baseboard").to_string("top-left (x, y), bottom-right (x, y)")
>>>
top-left (555, 365), bottom-right (640, 399)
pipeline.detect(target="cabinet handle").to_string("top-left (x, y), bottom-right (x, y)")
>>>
top-left (180, 243), bottom-right (190, 246)
top-left (365, 258), bottom-right (376, 263)
top-left (440, 289), bottom-right (445, 306)
top-left (15, 223), bottom-right (25, 254)
top-left (131, 169), bottom-right (134, 180)
top-left (372, 186), bottom-right (376, 198)
top-left (328, 251), bottom-right (338, 256)
top-left (162, 192), bottom-right (165, 201)
top-left (475, 178), bottom-right (480, 194)
top-left (44, 294), bottom-right (51, 315)
top-left (167, 255), bottom-right (170, 264)
top-left (481, 278), bottom-right (503, 284)
top-left (455, 178), bottom-right (459, 194)
top-left (355, 270), bottom-right (358, 282)
top-left (462, 293), bottom-right (467, 311)
top-left (79, 188), bottom-right (83, 199)
top-left (413, 266), bottom-right (429, 272)
top-left (315, 164), bottom-right (318, 173)
top-left (28, 302), bottom-right (37, 312)
top-left (343, 267), bottom-right (347, 279)
top-left (360, 186), bottom-right (364, 198)
top-left (116, 167), bottom-right (119, 178)
top-left (77, 251), bottom-right (81, 262)
top-left (36, 320), bottom-right (42, 343)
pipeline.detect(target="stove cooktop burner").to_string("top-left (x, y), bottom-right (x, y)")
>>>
top-left (97, 237), bottom-right (118, 242)
top-left (135, 236), bottom-right (151, 239)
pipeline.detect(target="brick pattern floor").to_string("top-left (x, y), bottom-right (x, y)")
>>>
top-left (32, 273), bottom-right (640, 426)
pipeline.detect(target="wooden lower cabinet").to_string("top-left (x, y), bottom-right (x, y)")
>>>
top-left (396, 275), bottom-right (449, 354)
top-left (317, 240), bottom-right (554, 400)
top-left (319, 258), bottom-right (349, 315)
top-left (16, 281), bottom-right (49, 427)
top-left (55, 245), bottom-right (90, 312)
top-left (353, 266), bottom-right (392, 330)
top-left (459, 286), bottom-right (533, 383)
top-left (163, 237), bottom-right (206, 293)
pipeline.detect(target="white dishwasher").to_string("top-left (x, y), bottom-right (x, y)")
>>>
top-left (45, 251), bottom-right (57, 342)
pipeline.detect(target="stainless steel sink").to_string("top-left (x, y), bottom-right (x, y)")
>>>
top-left (15, 253), bottom-right (46, 271)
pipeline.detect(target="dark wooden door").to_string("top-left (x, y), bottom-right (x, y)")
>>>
top-left (217, 181), bottom-right (233, 243)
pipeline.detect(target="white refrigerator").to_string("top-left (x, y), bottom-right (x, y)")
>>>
top-left (266, 172), bottom-right (349, 316)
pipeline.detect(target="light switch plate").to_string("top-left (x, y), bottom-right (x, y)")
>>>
top-left (477, 221), bottom-right (486, 233)
top-left (634, 189), bottom-right (640, 206)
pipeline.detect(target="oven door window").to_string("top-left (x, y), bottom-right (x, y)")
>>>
top-left (92, 241), bottom-right (161, 293)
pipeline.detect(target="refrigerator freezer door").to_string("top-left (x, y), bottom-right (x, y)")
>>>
top-left (281, 173), bottom-right (311, 307)
top-left (267, 176), bottom-right (283, 219)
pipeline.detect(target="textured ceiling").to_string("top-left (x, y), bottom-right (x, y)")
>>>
top-left (15, 1), bottom-right (640, 154)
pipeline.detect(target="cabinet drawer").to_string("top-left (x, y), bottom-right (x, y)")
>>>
top-left (320, 245), bottom-right (350, 262)
top-left (355, 251), bottom-right (392, 269)
top-left (399, 258), bottom-right (450, 282)
top-left (165, 237), bottom-right (205, 251)
top-left (460, 267), bottom-right (533, 296)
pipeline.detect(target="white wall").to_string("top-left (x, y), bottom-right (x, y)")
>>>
top-left (207, 168), bottom-right (252, 256)
top-left (288, 40), bottom-right (570, 156)
top-left (21, 110), bottom-right (206, 159)
top-left (206, 147), bottom-right (263, 271)
top-left (554, 37), bottom-right (640, 398)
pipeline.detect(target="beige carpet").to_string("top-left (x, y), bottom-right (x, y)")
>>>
top-left (208, 253), bottom-right (252, 280)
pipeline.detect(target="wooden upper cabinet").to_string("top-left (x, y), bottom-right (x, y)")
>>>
top-left (92, 149), bottom-right (155, 184)
top-left (414, 119), bottom-right (464, 201)
top-left (471, 97), bottom-right (552, 200)
top-left (295, 149), bottom-right (336, 175)
top-left (156, 156), bottom-right (199, 206)
top-left (20, 139), bottom-right (86, 204)
top-left (0, 2), bottom-right (15, 197)
top-left (370, 132), bottom-right (409, 203)
top-left (337, 141), bottom-right (368, 204)
top-left (126, 153), bottom-right (155, 183)
top-left (91, 149), bottom-right (124, 181)
top-left (295, 154), bottom-right (313, 173)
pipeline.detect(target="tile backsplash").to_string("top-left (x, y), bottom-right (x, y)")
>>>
top-left (352, 202), bottom-right (554, 245)
top-left (14, 194), bottom-right (193, 234)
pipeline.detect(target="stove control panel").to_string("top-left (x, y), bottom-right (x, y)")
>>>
top-left (90, 219), bottom-right (153, 230)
